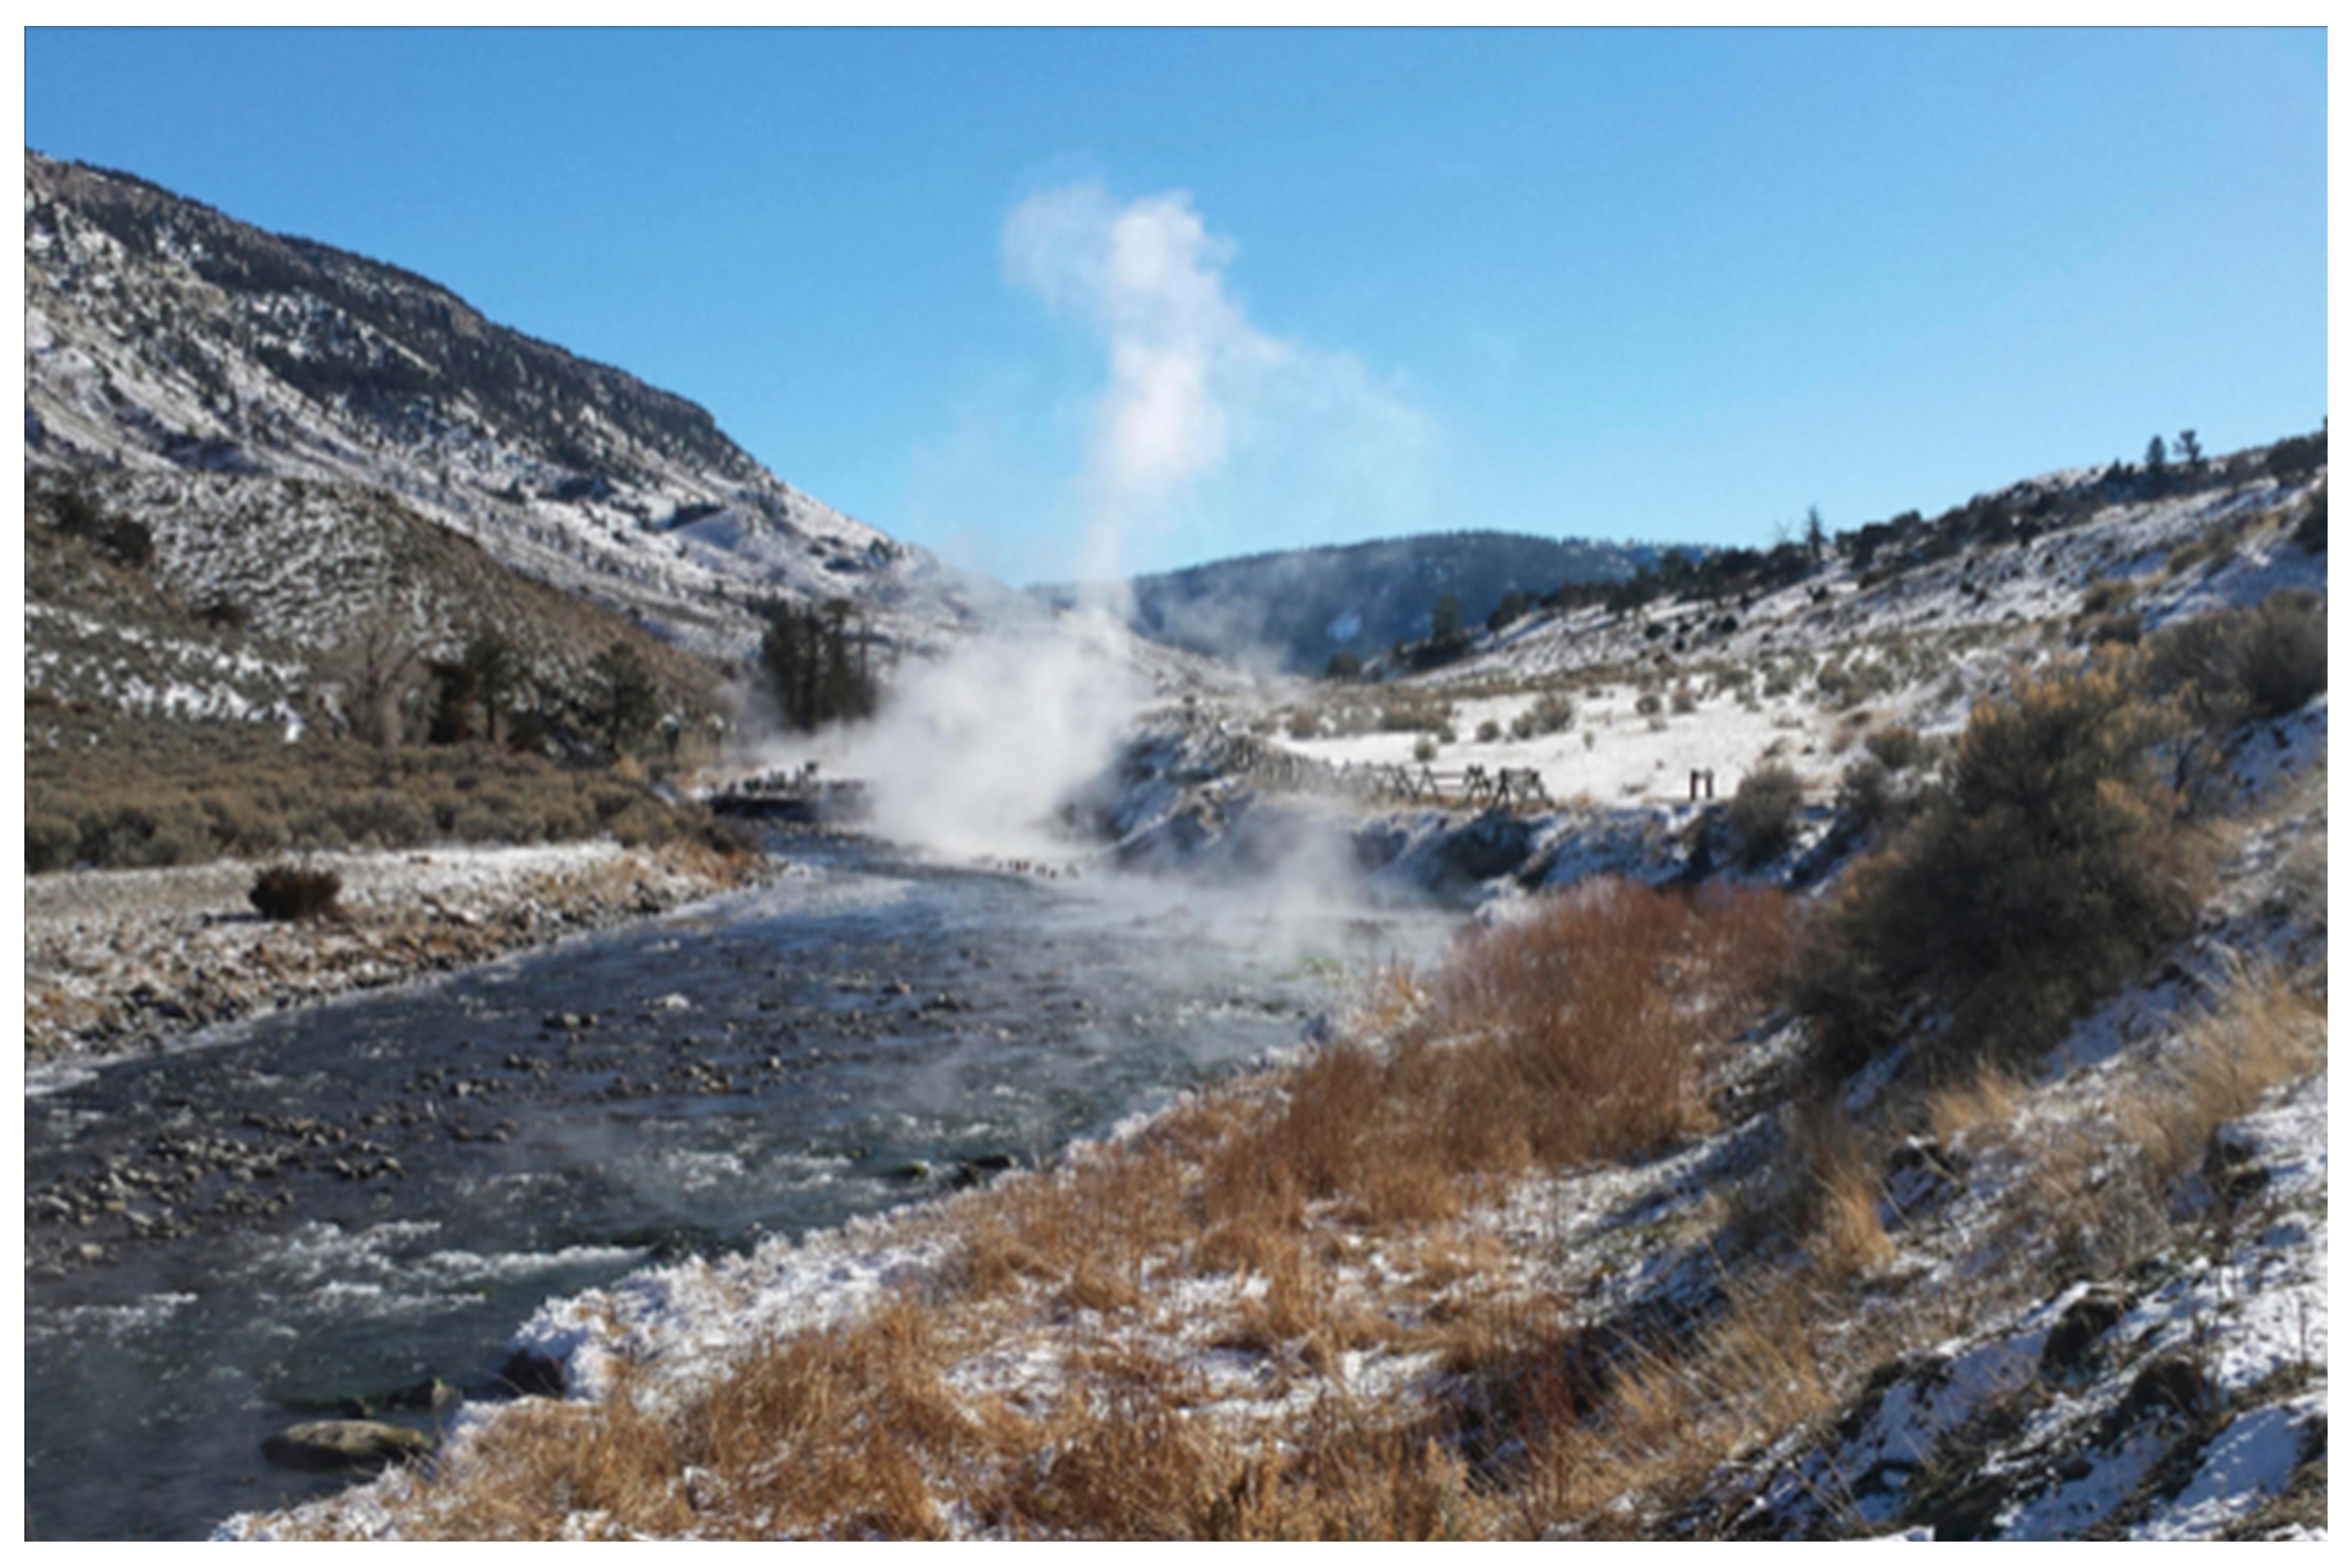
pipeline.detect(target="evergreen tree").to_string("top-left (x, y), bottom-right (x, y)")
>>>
top-left (587, 640), bottom-right (658, 756)
top-left (461, 627), bottom-right (521, 744)
top-left (759, 599), bottom-right (879, 730)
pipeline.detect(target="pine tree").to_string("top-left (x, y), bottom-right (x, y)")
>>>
top-left (587, 640), bottom-right (658, 756)
top-left (760, 599), bottom-right (878, 731)
top-left (461, 628), bottom-right (520, 744)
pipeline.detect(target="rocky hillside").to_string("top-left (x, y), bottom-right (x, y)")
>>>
top-left (24, 150), bottom-right (975, 657)
top-left (1040, 530), bottom-right (1658, 673)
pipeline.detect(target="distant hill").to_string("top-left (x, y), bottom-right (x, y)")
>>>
top-left (1040, 532), bottom-right (1667, 673)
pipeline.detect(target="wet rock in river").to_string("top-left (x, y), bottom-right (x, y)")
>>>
top-left (261, 1419), bottom-right (435, 1474)
top-left (499, 1348), bottom-right (568, 1398)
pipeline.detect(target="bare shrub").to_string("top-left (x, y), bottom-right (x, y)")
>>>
top-left (1794, 652), bottom-right (2204, 1080)
top-left (1726, 762), bottom-right (1805, 868)
top-left (2078, 578), bottom-right (2133, 617)
top-left (26, 812), bottom-right (78, 873)
top-left (326, 605), bottom-right (426, 747)
top-left (2165, 589), bottom-right (2328, 724)
top-left (249, 864), bottom-right (343, 921)
top-left (1862, 724), bottom-right (1924, 773)
top-left (2084, 610), bottom-right (2141, 647)
top-left (2291, 482), bottom-right (2325, 554)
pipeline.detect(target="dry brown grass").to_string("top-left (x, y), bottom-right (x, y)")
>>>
top-left (1798, 1122), bottom-right (1897, 1283)
top-left (1501, 1267), bottom-right (1863, 1538)
top-left (1923, 1062), bottom-right (2026, 1151)
top-left (292, 880), bottom-right (1812, 1540)
top-left (25, 717), bottom-right (739, 873)
top-left (306, 893), bottom-right (2329, 1543)
top-left (2113, 962), bottom-right (2326, 1184)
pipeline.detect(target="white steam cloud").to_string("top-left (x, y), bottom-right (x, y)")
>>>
top-left (829, 182), bottom-right (1432, 865)
top-left (1002, 180), bottom-right (1434, 592)
top-left (854, 612), bottom-right (1140, 862)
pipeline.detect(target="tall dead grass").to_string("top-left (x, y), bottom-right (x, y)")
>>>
top-left (350, 878), bottom-right (1798, 1539)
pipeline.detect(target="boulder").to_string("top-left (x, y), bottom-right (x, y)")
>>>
top-left (261, 1419), bottom-right (434, 1473)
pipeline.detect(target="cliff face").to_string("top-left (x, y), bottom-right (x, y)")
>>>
top-left (24, 150), bottom-right (971, 655)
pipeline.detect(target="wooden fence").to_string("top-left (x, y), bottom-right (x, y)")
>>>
top-left (1214, 731), bottom-right (1550, 812)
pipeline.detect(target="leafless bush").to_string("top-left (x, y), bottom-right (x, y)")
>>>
top-left (249, 864), bottom-right (343, 921)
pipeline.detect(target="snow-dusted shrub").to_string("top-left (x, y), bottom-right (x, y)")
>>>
top-left (1476, 718), bottom-right (1502, 743)
top-left (1726, 762), bottom-right (1805, 868)
top-left (2145, 588), bottom-right (2327, 730)
top-left (1795, 652), bottom-right (2201, 1078)
top-left (1412, 734), bottom-right (1439, 763)
top-left (1515, 690), bottom-right (1576, 736)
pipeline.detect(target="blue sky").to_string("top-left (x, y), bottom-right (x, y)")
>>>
top-left (23, 28), bottom-right (2328, 582)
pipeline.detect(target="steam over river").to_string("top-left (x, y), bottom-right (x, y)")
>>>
top-left (24, 832), bottom-right (1457, 1541)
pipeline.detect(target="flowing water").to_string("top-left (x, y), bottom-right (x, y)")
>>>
top-left (23, 832), bottom-right (1455, 1540)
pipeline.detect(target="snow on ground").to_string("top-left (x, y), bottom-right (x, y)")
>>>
top-left (1243, 473), bottom-right (2321, 825)
top-left (1290, 688), bottom-right (1837, 808)
top-left (24, 840), bottom-right (624, 934)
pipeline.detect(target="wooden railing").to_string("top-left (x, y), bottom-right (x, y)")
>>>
top-left (707, 768), bottom-right (872, 821)
top-left (1213, 731), bottom-right (1549, 812)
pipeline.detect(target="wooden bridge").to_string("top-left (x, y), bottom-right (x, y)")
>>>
top-left (1215, 732), bottom-right (1550, 813)
top-left (706, 766), bottom-right (873, 823)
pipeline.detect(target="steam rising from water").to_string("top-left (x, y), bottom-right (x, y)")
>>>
top-left (781, 182), bottom-right (1431, 865)
top-left (854, 611), bottom-right (1142, 862)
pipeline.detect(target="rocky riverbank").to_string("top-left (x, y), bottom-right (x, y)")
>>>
top-left (24, 838), bottom-right (772, 1067)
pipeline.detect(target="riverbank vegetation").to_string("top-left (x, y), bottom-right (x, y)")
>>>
top-left (255, 634), bottom-right (2327, 1540)
top-left (24, 711), bottom-right (747, 873)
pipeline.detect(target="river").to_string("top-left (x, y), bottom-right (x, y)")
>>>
top-left (23, 831), bottom-right (1456, 1540)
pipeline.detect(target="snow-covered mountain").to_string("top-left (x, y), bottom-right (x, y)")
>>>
top-left (23, 150), bottom-right (977, 657)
